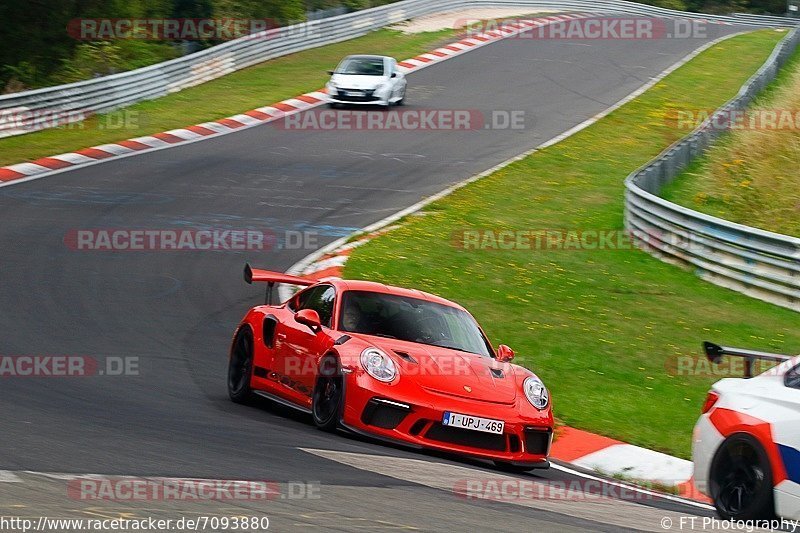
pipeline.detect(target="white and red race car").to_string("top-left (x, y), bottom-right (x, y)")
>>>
top-left (693, 342), bottom-right (800, 520)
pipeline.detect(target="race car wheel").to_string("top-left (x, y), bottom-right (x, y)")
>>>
top-left (312, 355), bottom-right (342, 432)
top-left (228, 327), bottom-right (254, 404)
top-left (710, 434), bottom-right (774, 520)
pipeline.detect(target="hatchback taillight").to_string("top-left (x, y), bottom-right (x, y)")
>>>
top-left (701, 391), bottom-right (720, 414)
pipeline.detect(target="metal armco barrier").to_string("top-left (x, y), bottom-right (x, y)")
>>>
top-left (0, 0), bottom-right (797, 138)
top-left (624, 27), bottom-right (800, 312)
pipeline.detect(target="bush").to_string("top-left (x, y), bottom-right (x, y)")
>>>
top-left (52, 41), bottom-right (180, 84)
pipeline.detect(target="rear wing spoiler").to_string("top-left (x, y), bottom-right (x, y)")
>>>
top-left (244, 263), bottom-right (315, 286)
top-left (243, 263), bottom-right (315, 303)
top-left (703, 341), bottom-right (793, 378)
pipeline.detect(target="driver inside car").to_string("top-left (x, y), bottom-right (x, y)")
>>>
top-left (342, 298), bottom-right (388, 335)
top-left (341, 302), bottom-right (364, 332)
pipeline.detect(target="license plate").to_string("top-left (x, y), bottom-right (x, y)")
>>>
top-left (442, 412), bottom-right (504, 434)
top-left (345, 91), bottom-right (363, 96)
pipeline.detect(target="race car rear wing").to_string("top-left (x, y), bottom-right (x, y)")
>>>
top-left (244, 263), bottom-right (315, 303)
top-left (703, 341), bottom-right (793, 378)
top-left (243, 263), bottom-right (315, 286)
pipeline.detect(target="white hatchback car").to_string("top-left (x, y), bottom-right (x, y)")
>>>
top-left (326, 55), bottom-right (407, 107)
top-left (693, 342), bottom-right (800, 521)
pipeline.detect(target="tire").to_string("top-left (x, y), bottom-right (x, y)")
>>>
top-left (493, 461), bottom-right (536, 473)
top-left (312, 355), bottom-right (343, 432)
top-left (228, 327), bottom-right (254, 404)
top-left (710, 434), bottom-right (775, 520)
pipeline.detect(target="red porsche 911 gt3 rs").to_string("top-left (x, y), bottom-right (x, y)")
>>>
top-left (228, 264), bottom-right (553, 471)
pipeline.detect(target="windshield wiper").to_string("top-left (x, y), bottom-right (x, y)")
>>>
top-left (373, 333), bottom-right (398, 339)
top-left (431, 343), bottom-right (480, 355)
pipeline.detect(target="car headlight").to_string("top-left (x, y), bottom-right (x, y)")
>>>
top-left (360, 348), bottom-right (397, 382)
top-left (523, 376), bottom-right (548, 409)
top-left (326, 81), bottom-right (338, 90)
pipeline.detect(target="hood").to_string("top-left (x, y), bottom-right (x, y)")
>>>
top-left (355, 335), bottom-right (518, 404)
top-left (330, 74), bottom-right (388, 90)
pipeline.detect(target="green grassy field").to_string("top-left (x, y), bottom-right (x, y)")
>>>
top-left (0, 28), bottom-right (454, 167)
top-left (661, 45), bottom-right (800, 237)
top-left (343, 30), bottom-right (800, 459)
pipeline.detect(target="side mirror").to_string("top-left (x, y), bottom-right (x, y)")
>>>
top-left (496, 345), bottom-right (515, 362)
top-left (295, 309), bottom-right (322, 333)
top-left (327, 70), bottom-right (335, 75)
top-left (390, 72), bottom-right (397, 78)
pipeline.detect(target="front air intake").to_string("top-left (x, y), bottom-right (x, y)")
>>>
top-left (361, 398), bottom-right (410, 430)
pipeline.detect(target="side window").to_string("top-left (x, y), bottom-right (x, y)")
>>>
top-left (286, 290), bottom-right (304, 312)
top-left (786, 364), bottom-right (800, 389)
top-left (295, 285), bottom-right (336, 327)
top-left (294, 287), bottom-right (317, 310)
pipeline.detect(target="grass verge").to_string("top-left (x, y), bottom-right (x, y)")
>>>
top-left (343, 30), bottom-right (800, 459)
top-left (0, 28), bottom-right (454, 167)
top-left (660, 43), bottom-right (800, 237)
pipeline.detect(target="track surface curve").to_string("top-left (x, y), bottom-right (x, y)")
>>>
top-left (0, 17), bottom-right (747, 531)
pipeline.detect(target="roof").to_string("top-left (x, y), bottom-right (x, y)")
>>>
top-left (342, 54), bottom-right (390, 60)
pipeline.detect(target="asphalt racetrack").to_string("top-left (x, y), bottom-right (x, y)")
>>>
top-left (0, 17), bottom-right (756, 531)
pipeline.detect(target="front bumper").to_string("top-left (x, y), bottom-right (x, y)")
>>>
top-left (327, 88), bottom-right (386, 105)
top-left (341, 370), bottom-right (553, 466)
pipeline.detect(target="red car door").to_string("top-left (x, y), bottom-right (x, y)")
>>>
top-left (272, 285), bottom-right (337, 407)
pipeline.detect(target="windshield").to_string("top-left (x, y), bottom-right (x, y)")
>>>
top-left (336, 57), bottom-right (385, 76)
top-left (339, 290), bottom-right (492, 357)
